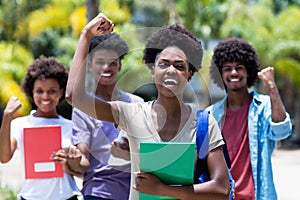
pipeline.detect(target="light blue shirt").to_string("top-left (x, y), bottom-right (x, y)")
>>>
top-left (206, 91), bottom-right (292, 200)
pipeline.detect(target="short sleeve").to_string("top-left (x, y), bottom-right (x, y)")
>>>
top-left (208, 114), bottom-right (224, 152)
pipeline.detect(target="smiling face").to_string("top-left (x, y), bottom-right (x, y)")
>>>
top-left (33, 78), bottom-right (63, 118)
top-left (221, 61), bottom-right (248, 92)
top-left (89, 48), bottom-right (121, 87)
top-left (152, 46), bottom-right (192, 98)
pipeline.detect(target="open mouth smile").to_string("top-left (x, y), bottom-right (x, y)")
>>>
top-left (100, 72), bottom-right (113, 77)
top-left (163, 78), bottom-right (178, 87)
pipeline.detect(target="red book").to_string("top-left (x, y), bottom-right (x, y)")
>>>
top-left (23, 126), bottom-right (63, 179)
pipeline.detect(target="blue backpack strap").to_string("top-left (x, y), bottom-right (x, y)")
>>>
top-left (196, 110), bottom-right (235, 199)
top-left (196, 110), bottom-right (209, 159)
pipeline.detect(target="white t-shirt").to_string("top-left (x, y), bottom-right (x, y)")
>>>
top-left (11, 110), bottom-right (81, 200)
top-left (112, 101), bottom-right (224, 200)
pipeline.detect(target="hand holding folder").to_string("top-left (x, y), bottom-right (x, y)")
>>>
top-left (23, 126), bottom-right (63, 179)
top-left (139, 142), bottom-right (195, 200)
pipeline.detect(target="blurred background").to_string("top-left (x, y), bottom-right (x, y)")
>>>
top-left (0, 0), bottom-right (299, 199)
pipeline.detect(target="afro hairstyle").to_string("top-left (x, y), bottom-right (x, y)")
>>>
top-left (22, 55), bottom-right (68, 103)
top-left (210, 38), bottom-right (260, 89)
top-left (143, 24), bottom-right (203, 77)
top-left (88, 33), bottom-right (129, 61)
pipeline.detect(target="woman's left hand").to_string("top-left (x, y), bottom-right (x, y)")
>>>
top-left (133, 172), bottom-right (164, 196)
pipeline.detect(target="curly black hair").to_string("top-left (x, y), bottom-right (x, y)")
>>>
top-left (143, 24), bottom-right (203, 77)
top-left (88, 33), bottom-right (129, 61)
top-left (22, 55), bottom-right (68, 102)
top-left (210, 38), bottom-right (260, 89)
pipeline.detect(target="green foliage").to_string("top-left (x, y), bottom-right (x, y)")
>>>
top-left (14, 0), bottom-right (80, 46)
top-left (0, 0), bottom-right (51, 41)
top-left (27, 4), bottom-right (69, 37)
top-left (175, 0), bottom-right (227, 42)
top-left (69, 0), bottom-right (132, 38)
top-left (0, 42), bottom-right (33, 83)
top-left (273, 6), bottom-right (300, 40)
top-left (101, 0), bottom-right (131, 24)
top-left (200, 50), bottom-right (214, 88)
top-left (0, 42), bottom-right (32, 115)
top-left (195, 0), bottom-right (227, 39)
top-left (56, 36), bottom-right (78, 69)
top-left (269, 7), bottom-right (300, 90)
top-left (70, 6), bottom-right (87, 38)
top-left (131, 1), bottom-right (164, 26)
top-left (0, 0), bottom-right (18, 41)
top-left (30, 29), bottom-right (61, 58)
top-left (275, 58), bottom-right (300, 87)
top-left (0, 185), bottom-right (18, 200)
top-left (269, 41), bottom-right (300, 61)
top-left (0, 78), bottom-right (31, 116)
top-left (30, 29), bottom-right (77, 65)
top-left (272, 0), bottom-right (300, 13)
top-left (119, 0), bottom-right (135, 14)
top-left (221, 1), bottom-right (274, 39)
top-left (52, 0), bottom-right (85, 12)
top-left (269, 40), bottom-right (300, 89)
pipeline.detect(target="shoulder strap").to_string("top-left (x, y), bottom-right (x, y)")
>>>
top-left (196, 110), bottom-right (235, 199)
top-left (196, 110), bottom-right (209, 159)
top-left (222, 134), bottom-right (232, 168)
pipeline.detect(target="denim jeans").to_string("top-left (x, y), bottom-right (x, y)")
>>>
top-left (21, 195), bottom-right (78, 200)
top-left (84, 196), bottom-right (113, 200)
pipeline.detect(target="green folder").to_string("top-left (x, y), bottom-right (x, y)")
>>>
top-left (139, 142), bottom-right (196, 200)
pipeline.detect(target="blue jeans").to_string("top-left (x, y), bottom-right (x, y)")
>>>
top-left (84, 196), bottom-right (113, 200)
top-left (21, 196), bottom-right (78, 200)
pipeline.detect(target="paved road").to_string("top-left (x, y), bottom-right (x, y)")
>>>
top-left (1, 148), bottom-right (300, 199)
top-left (272, 148), bottom-right (300, 200)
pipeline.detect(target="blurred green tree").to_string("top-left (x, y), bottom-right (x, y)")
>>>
top-left (0, 42), bottom-right (32, 116)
